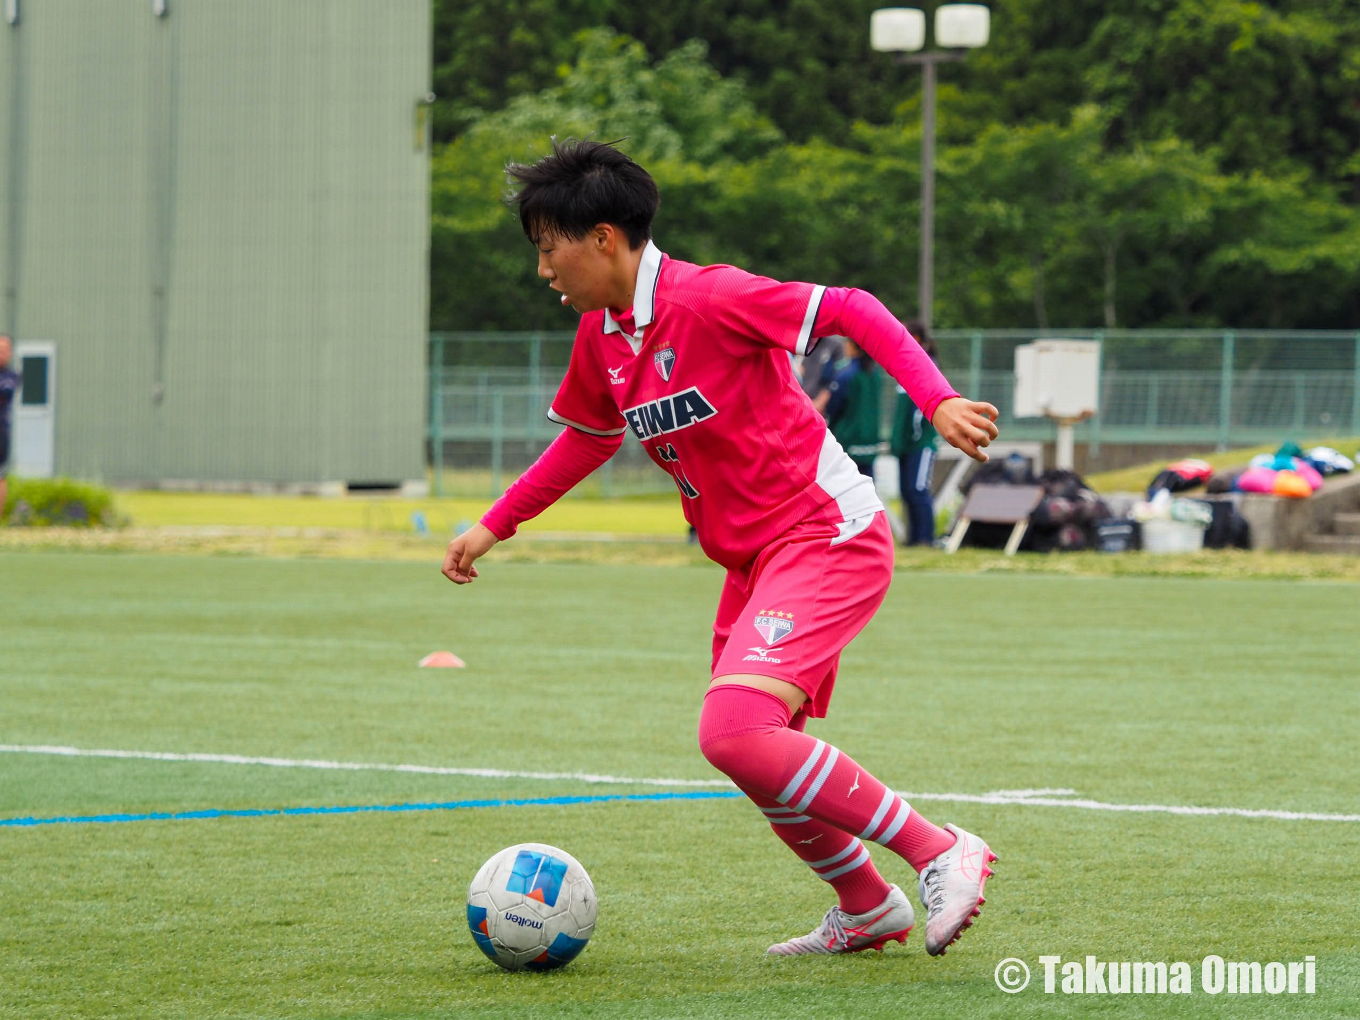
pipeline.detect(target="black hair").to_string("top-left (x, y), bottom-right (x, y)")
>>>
top-left (843, 337), bottom-right (876, 373)
top-left (906, 319), bottom-right (938, 360)
top-left (506, 137), bottom-right (659, 250)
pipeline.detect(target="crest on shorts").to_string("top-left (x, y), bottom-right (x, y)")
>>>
top-left (753, 610), bottom-right (794, 646)
top-left (654, 345), bottom-right (676, 381)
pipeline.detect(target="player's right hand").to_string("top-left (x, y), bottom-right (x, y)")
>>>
top-left (932, 397), bottom-right (1000, 463)
top-left (442, 523), bottom-right (499, 584)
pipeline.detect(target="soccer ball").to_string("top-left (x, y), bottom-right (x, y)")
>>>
top-left (466, 842), bottom-right (597, 971)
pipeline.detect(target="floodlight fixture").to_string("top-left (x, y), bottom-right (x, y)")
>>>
top-left (870, 4), bottom-right (991, 329)
top-left (935, 4), bottom-right (990, 48)
top-left (870, 8), bottom-right (925, 53)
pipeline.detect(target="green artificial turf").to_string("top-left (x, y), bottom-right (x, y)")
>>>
top-left (2, 552), bottom-right (1358, 1019)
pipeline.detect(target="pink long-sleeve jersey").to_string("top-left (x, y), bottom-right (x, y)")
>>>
top-left (482, 241), bottom-right (959, 569)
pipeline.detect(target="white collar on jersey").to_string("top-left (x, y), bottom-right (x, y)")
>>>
top-left (602, 239), bottom-right (663, 353)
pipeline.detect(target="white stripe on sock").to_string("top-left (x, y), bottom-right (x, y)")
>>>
top-left (817, 845), bottom-right (871, 882)
top-left (873, 799), bottom-right (911, 846)
top-left (777, 740), bottom-right (826, 805)
top-left (808, 839), bottom-right (865, 870)
top-left (760, 805), bottom-right (802, 816)
top-left (858, 788), bottom-right (895, 839)
top-left (768, 814), bottom-right (813, 824)
top-left (792, 747), bottom-right (840, 813)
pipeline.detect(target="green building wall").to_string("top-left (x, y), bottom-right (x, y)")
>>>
top-left (0, 0), bottom-right (431, 485)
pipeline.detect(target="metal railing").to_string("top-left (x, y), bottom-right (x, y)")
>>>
top-left (429, 330), bottom-right (1360, 497)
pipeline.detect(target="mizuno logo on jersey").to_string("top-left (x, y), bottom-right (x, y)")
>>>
top-left (622, 387), bottom-right (717, 440)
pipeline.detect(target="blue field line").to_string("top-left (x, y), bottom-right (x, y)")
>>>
top-left (0, 790), bottom-right (746, 829)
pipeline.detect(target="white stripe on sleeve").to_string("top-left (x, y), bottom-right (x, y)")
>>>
top-left (546, 407), bottom-right (628, 437)
top-left (795, 284), bottom-right (827, 356)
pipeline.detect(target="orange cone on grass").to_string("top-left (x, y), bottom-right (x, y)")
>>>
top-left (419, 651), bottom-right (465, 668)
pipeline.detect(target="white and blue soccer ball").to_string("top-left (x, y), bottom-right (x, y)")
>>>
top-left (466, 842), bottom-right (598, 971)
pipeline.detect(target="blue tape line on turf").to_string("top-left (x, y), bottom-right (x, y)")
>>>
top-left (0, 790), bottom-right (745, 829)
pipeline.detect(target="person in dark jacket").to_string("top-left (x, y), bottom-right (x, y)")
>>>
top-left (823, 339), bottom-right (881, 477)
top-left (891, 322), bottom-right (939, 545)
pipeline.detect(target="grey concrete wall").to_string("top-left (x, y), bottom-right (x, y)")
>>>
top-left (1238, 472), bottom-right (1360, 551)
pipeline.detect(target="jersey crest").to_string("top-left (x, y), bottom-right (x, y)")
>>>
top-left (653, 345), bottom-right (675, 381)
top-left (753, 610), bottom-right (795, 645)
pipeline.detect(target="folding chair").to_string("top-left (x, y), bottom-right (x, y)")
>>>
top-left (944, 483), bottom-right (1045, 556)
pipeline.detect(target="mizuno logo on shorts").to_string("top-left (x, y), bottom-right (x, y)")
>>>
top-left (622, 387), bottom-right (717, 440)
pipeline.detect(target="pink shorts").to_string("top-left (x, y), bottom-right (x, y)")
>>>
top-left (710, 510), bottom-right (894, 718)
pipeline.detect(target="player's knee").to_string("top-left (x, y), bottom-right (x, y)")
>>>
top-left (697, 683), bottom-right (789, 779)
top-left (697, 731), bottom-right (744, 778)
top-left (696, 701), bottom-right (740, 774)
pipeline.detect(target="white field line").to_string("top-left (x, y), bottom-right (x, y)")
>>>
top-left (4, 744), bottom-right (1358, 823)
top-left (898, 788), bottom-right (1360, 823)
top-left (0, 744), bottom-right (731, 789)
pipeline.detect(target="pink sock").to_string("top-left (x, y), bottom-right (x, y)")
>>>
top-left (732, 711), bottom-right (891, 914)
top-left (741, 785), bottom-right (891, 915)
top-left (699, 685), bottom-right (956, 873)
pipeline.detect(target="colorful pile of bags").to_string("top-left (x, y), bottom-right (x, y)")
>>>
top-left (1234, 442), bottom-right (1353, 499)
top-left (1147, 459), bottom-right (1214, 496)
top-left (1149, 443), bottom-right (1355, 501)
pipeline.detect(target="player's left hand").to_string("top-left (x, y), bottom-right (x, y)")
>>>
top-left (442, 523), bottom-right (499, 584)
top-left (932, 397), bottom-right (1000, 463)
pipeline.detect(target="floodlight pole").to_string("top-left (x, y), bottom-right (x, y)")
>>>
top-left (898, 50), bottom-right (966, 331)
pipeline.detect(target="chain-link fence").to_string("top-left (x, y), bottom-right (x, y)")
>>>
top-left (430, 330), bottom-right (1360, 498)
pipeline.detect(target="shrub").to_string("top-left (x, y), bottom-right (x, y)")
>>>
top-left (2, 477), bottom-right (118, 528)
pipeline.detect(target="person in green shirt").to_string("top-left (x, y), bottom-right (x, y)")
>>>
top-left (891, 323), bottom-right (939, 545)
top-left (823, 339), bottom-right (881, 477)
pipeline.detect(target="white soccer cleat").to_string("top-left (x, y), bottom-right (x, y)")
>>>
top-left (766, 885), bottom-right (915, 956)
top-left (918, 822), bottom-right (996, 956)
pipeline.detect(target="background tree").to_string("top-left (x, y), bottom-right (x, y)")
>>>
top-left (431, 2), bottom-right (1360, 330)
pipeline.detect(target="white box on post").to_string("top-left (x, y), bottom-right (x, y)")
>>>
top-left (1013, 339), bottom-right (1101, 469)
top-left (1013, 339), bottom-right (1100, 419)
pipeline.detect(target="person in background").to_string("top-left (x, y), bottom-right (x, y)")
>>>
top-left (0, 336), bottom-right (20, 519)
top-left (823, 339), bottom-right (881, 477)
top-left (892, 321), bottom-right (940, 546)
top-left (800, 334), bottom-right (845, 403)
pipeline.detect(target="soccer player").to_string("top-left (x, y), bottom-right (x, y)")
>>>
top-left (444, 140), bottom-right (1000, 956)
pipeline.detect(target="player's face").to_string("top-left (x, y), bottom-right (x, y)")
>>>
top-left (534, 229), bottom-right (613, 313)
top-left (0, 337), bottom-right (9, 368)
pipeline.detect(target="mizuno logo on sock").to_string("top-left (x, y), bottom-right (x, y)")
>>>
top-left (848, 772), bottom-right (860, 796)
